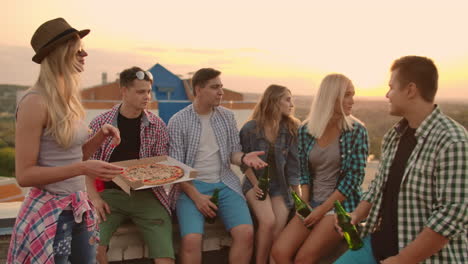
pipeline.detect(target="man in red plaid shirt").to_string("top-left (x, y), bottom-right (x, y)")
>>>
top-left (86, 66), bottom-right (177, 264)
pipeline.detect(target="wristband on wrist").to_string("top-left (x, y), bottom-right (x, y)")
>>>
top-left (241, 153), bottom-right (247, 166)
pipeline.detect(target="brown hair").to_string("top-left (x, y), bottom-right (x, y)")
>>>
top-left (391, 56), bottom-right (438, 102)
top-left (191, 68), bottom-right (221, 96)
top-left (119, 66), bottom-right (152, 88)
top-left (249, 84), bottom-right (300, 140)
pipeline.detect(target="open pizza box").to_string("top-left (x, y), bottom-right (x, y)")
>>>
top-left (111, 156), bottom-right (197, 194)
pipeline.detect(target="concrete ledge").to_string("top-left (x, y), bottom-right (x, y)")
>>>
top-left (0, 177), bottom-right (29, 202)
top-left (0, 220), bottom-right (348, 263)
top-left (107, 220), bottom-right (232, 262)
top-left (106, 220), bottom-right (348, 263)
top-left (0, 235), bottom-right (10, 263)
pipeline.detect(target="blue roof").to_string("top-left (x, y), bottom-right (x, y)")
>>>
top-left (148, 64), bottom-right (190, 101)
top-left (147, 64), bottom-right (191, 123)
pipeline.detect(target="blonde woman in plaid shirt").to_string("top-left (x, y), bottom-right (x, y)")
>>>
top-left (272, 74), bottom-right (369, 264)
top-left (335, 56), bottom-right (467, 264)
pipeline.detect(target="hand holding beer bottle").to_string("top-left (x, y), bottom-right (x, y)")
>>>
top-left (291, 190), bottom-right (313, 229)
top-left (205, 188), bottom-right (220, 224)
top-left (334, 200), bottom-right (363, 250)
top-left (257, 167), bottom-right (270, 200)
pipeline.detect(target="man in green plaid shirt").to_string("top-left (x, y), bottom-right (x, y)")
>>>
top-left (335, 56), bottom-right (467, 264)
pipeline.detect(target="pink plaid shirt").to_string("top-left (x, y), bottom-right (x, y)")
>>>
top-left (8, 187), bottom-right (98, 264)
top-left (89, 103), bottom-right (179, 214)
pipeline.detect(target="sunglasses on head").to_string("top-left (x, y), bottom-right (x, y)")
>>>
top-left (135, 70), bottom-right (153, 81)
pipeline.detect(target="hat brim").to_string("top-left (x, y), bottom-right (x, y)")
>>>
top-left (32, 29), bottom-right (90, 64)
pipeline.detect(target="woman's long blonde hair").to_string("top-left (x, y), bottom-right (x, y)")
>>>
top-left (249, 84), bottom-right (300, 140)
top-left (33, 35), bottom-right (85, 148)
top-left (305, 73), bottom-right (356, 138)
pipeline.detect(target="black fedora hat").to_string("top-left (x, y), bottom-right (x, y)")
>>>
top-left (31, 18), bottom-right (90, 64)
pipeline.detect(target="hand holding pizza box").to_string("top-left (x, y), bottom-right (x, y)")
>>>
top-left (111, 156), bottom-right (197, 194)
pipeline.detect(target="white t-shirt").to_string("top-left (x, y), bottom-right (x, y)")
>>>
top-left (194, 113), bottom-right (222, 183)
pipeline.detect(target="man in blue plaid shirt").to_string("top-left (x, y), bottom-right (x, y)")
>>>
top-left (335, 56), bottom-right (467, 264)
top-left (167, 68), bottom-right (267, 264)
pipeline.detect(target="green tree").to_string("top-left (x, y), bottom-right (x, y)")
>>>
top-left (0, 147), bottom-right (15, 177)
top-left (0, 138), bottom-right (7, 148)
top-left (0, 117), bottom-right (15, 147)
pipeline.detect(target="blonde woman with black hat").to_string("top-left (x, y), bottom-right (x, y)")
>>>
top-left (8, 18), bottom-right (123, 264)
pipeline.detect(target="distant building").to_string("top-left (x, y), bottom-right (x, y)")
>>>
top-left (81, 63), bottom-right (255, 125)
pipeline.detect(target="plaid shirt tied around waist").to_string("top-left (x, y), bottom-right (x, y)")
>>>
top-left (8, 187), bottom-right (98, 264)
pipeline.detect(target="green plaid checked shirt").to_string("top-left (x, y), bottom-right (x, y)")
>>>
top-left (298, 121), bottom-right (369, 212)
top-left (362, 106), bottom-right (468, 263)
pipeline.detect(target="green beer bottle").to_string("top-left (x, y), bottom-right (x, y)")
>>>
top-left (257, 167), bottom-right (270, 200)
top-left (334, 200), bottom-right (363, 250)
top-left (205, 188), bottom-right (220, 224)
top-left (291, 190), bottom-right (312, 219)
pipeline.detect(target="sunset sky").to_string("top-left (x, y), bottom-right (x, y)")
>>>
top-left (2, 0), bottom-right (468, 100)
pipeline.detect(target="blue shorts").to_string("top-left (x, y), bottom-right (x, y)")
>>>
top-left (334, 236), bottom-right (378, 264)
top-left (176, 180), bottom-right (253, 237)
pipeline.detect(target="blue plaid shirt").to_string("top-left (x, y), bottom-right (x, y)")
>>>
top-left (167, 104), bottom-right (243, 197)
top-left (298, 121), bottom-right (369, 212)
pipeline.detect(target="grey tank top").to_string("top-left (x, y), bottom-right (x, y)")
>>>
top-left (18, 91), bottom-right (89, 194)
top-left (309, 137), bottom-right (341, 202)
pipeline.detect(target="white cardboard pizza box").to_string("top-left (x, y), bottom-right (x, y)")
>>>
top-left (111, 156), bottom-right (197, 195)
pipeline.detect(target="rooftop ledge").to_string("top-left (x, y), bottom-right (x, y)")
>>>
top-left (0, 209), bottom-right (347, 264)
top-left (0, 161), bottom-right (378, 263)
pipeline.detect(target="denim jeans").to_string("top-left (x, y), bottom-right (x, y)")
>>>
top-left (53, 210), bottom-right (97, 264)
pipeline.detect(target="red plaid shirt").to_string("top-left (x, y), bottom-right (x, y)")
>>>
top-left (8, 188), bottom-right (98, 264)
top-left (89, 103), bottom-right (179, 214)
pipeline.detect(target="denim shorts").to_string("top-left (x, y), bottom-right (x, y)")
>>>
top-left (176, 180), bottom-right (253, 237)
top-left (310, 200), bottom-right (335, 215)
top-left (53, 210), bottom-right (97, 264)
